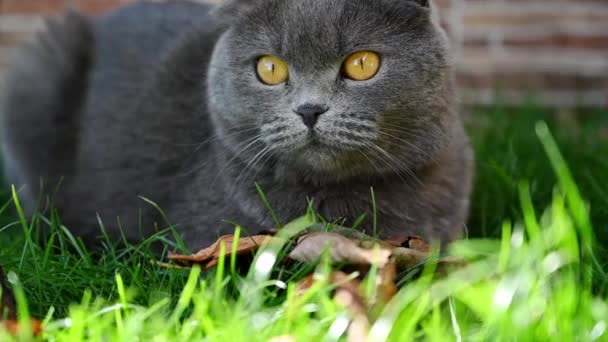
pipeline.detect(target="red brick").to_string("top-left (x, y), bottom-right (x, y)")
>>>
top-left (457, 72), bottom-right (608, 91)
top-left (0, 0), bottom-right (131, 16)
top-left (465, 13), bottom-right (608, 26)
top-left (504, 34), bottom-right (608, 50)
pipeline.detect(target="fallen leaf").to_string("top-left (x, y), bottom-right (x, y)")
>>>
top-left (0, 266), bottom-right (16, 320)
top-left (169, 232), bottom-right (463, 277)
top-left (296, 271), bottom-right (370, 341)
top-left (391, 247), bottom-right (430, 269)
top-left (382, 235), bottom-right (430, 252)
top-left (167, 230), bottom-right (464, 341)
top-left (296, 269), bottom-right (388, 342)
top-left (378, 237), bottom-right (407, 248)
top-left (313, 225), bottom-right (379, 241)
top-left (288, 233), bottom-right (391, 267)
top-left (404, 236), bottom-right (431, 252)
top-left (331, 277), bottom-right (369, 342)
top-left (1, 319), bottom-right (43, 336)
top-left (375, 260), bottom-right (398, 303)
top-left (333, 285), bottom-right (367, 317)
top-left (169, 235), bottom-right (278, 269)
top-left (345, 310), bottom-right (370, 342)
top-left (295, 271), bottom-right (362, 296)
top-left (0, 266), bottom-right (43, 336)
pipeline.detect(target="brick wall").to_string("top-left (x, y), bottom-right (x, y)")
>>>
top-left (442, 0), bottom-right (608, 108)
top-left (1, 0), bottom-right (607, 108)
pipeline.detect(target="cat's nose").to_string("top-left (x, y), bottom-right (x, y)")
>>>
top-left (295, 104), bottom-right (328, 129)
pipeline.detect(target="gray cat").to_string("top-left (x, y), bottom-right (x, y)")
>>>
top-left (1, 0), bottom-right (473, 249)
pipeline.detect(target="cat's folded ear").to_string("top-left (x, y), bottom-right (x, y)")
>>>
top-left (408, 0), bottom-right (430, 7)
top-left (211, 0), bottom-right (256, 21)
top-left (402, 0), bottom-right (439, 24)
top-left (410, 0), bottom-right (439, 23)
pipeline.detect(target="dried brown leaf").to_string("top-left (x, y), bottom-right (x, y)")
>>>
top-left (167, 231), bottom-right (461, 292)
top-left (357, 239), bottom-right (397, 250)
top-left (169, 235), bottom-right (277, 269)
top-left (333, 284), bottom-right (370, 342)
top-left (295, 271), bottom-right (372, 342)
top-left (294, 273), bottom-right (316, 295)
top-left (334, 286), bottom-right (367, 317)
top-left (0, 266), bottom-right (43, 336)
top-left (391, 247), bottom-right (431, 269)
top-left (405, 236), bottom-right (431, 252)
top-left (288, 233), bottom-right (391, 266)
top-left (165, 231), bottom-right (464, 342)
top-left (295, 271), bottom-right (362, 297)
top-left (376, 260), bottom-right (398, 302)
top-left (346, 312), bottom-right (370, 342)
top-left (1, 319), bottom-right (43, 336)
top-left (0, 266), bottom-right (16, 320)
top-left (379, 237), bottom-right (407, 248)
top-left (382, 235), bottom-right (430, 252)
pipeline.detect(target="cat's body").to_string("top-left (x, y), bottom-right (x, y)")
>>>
top-left (1, 0), bottom-right (473, 249)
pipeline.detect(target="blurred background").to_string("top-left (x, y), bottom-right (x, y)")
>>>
top-left (1, 0), bottom-right (607, 109)
top-left (436, 0), bottom-right (607, 109)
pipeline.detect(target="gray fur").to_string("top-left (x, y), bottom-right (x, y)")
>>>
top-left (1, 0), bottom-right (473, 248)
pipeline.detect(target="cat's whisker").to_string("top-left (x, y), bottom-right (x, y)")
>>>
top-left (378, 122), bottom-right (425, 134)
top-left (377, 119), bottom-right (426, 128)
top-left (192, 125), bottom-right (259, 150)
top-left (178, 134), bottom-right (262, 180)
top-left (235, 145), bottom-right (273, 186)
top-left (378, 128), bottom-right (426, 142)
top-left (211, 134), bottom-right (266, 182)
top-left (377, 130), bottom-right (437, 164)
top-left (380, 120), bottom-right (450, 140)
top-left (361, 144), bottom-right (410, 186)
top-left (175, 127), bottom-right (262, 178)
top-left (248, 148), bottom-right (278, 184)
top-left (164, 121), bottom-right (259, 149)
top-left (366, 142), bottom-right (423, 187)
top-left (356, 146), bottom-right (383, 175)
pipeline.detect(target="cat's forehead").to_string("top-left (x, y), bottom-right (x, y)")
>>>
top-left (233, 0), bottom-right (425, 66)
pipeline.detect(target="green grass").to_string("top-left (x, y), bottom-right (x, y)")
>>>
top-left (1, 106), bottom-right (608, 341)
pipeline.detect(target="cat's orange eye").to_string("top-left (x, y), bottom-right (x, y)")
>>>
top-left (342, 51), bottom-right (381, 81)
top-left (256, 55), bottom-right (289, 85)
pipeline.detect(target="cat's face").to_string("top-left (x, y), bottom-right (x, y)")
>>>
top-left (208, 0), bottom-right (454, 180)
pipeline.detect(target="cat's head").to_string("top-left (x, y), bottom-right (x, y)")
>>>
top-left (207, 0), bottom-right (456, 182)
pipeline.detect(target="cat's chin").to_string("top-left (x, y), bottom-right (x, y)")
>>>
top-left (278, 133), bottom-right (365, 175)
top-left (292, 145), bottom-right (334, 169)
top-left (289, 143), bottom-right (355, 175)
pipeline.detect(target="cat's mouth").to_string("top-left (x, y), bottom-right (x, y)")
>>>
top-left (303, 131), bottom-right (336, 152)
top-left (289, 132), bottom-right (347, 171)
top-left (307, 131), bottom-right (323, 145)
top-left (280, 128), bottom-right (376, 175)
